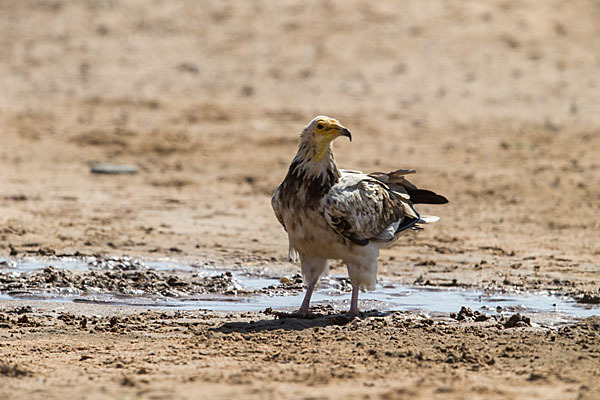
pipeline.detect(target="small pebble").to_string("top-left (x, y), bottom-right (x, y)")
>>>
top-left (90, 164), bottom-right (138, 175)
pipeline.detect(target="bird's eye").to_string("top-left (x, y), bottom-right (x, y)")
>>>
top-left (316, 123), bottom-right (324, 130)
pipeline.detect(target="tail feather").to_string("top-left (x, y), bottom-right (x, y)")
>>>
top-left (408, 189), bottom-right (448, 204)
top-left (417, 215), bottom-right (440, 224)
top-left (288, 242), bottom-right (299, 262)
top-left (369, 170), bottom-right (448, 205)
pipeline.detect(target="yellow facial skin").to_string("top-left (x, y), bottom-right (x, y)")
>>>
top-left (313, 118), bottom-right (351, 162)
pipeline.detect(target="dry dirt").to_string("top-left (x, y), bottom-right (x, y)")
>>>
top-left (1, 0), bottom-right (599, 399)
top-left (1, 303), bottom-right (599, 400)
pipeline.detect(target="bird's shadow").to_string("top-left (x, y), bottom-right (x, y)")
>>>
top-left (210, 309), bottom-right (389, 333)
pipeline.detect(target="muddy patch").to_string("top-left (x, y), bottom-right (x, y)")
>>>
top-left (0, 265), bottom-right (244, 298)
top-left (0, 257), bottom-right (598, 325)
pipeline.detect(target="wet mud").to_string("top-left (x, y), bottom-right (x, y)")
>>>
top-left (1, 256), bottom-right (597, 322)
top-left (0, 265), bottom-right (244, 298)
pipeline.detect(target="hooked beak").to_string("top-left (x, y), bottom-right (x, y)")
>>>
top-left (339, 128), bottom-right (352, 141)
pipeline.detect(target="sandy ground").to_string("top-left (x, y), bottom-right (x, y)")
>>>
top-left (1, 0), bottom-right (599, 399)
top-left (1, 302), bottom-right (599, 400)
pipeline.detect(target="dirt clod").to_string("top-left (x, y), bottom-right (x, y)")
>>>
top-left (451, 306), bottom-right (491, 323)
top-left (504, 313), bottom-right (531, 328)
top-left (578, 293), bottom-right (600, 304)
top-left (0, 363), bottom-right (32, 378)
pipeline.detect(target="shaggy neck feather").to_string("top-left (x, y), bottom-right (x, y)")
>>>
top-left (292, 136), bottom-right (341, 185)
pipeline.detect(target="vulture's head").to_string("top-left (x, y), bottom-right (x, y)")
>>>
top-left (300, 116), bottom-right (352, 162)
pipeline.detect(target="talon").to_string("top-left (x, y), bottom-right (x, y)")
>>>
top-left (298, 308), bottom-right (310, 318)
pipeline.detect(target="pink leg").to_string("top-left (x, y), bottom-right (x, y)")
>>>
top-left (298, 279), bottom-right (317, 316)
top-left (348, 284), bottom-right (360, 317)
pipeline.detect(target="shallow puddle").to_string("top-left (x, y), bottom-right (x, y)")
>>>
top-left (1, 256), bottom-right (598, 326)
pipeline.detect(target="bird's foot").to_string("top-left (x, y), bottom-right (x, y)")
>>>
top-left (347, 308), bottom-right (359, 319)
top-left (297, 306), bottom-right (311, 318)
top-left (296, 280), bottom-right (317, 319)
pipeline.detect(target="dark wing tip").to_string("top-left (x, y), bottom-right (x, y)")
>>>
top-left (408, 189), bottom-right (449, 204)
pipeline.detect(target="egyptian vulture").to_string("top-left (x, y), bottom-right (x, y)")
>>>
top-left (272, 116), bottom-right (448, 317)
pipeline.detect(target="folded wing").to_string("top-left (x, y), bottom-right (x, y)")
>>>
top-left (322, 172), bottom-right (420, 246)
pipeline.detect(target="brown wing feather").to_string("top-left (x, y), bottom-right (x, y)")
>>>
top-left (323, 175), bottom-right (418, 246)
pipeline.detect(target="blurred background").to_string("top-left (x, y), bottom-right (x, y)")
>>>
top-left (0, 1), bottom-right (598, 280)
